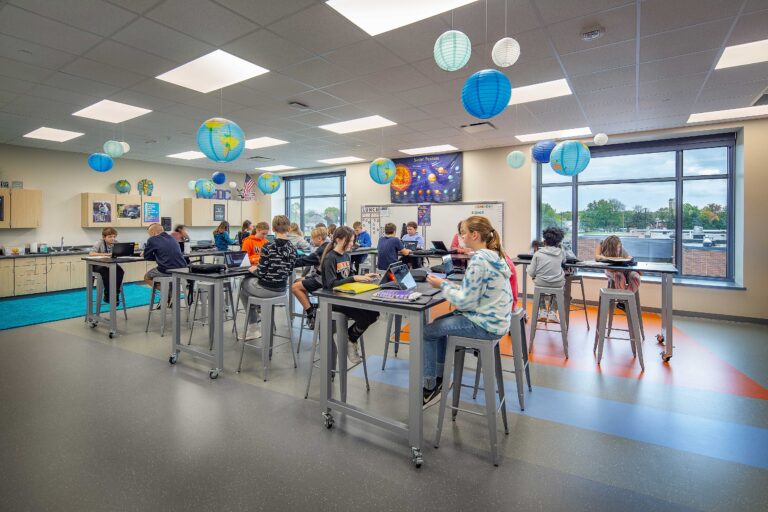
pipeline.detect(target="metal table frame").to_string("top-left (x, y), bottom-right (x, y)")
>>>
top-left (315, 288), bottom-right (445, 467)
top-left (84, 256), bottom-right (144, 339)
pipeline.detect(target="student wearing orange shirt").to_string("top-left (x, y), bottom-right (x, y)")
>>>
top-left (242, 221), bottom-right (270, 265)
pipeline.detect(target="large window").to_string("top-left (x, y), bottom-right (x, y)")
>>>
top-left (284, 172), bottom-right (346, 233)
top-left (537, 134), bottom-right (734, 280)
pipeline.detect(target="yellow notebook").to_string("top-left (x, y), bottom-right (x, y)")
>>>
top-left (333, 282), bottom-right (380, 294)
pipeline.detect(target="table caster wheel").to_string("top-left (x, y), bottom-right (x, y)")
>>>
top-left (656, 334), bottom-right (665, 344)
top-left (661, 352), bottom-right (672, 363)
top-left (411, 447), bottom-right (423, 468)
top-left (169, 354), bottom-right (177, 365)
top-left (109, 332), bottom-right (115, 339)
top-left (323, 412), bottom-right (334, 429)
top-left (88, 322), bottom-right (97, 328)
top-left (209, 369), bottom-right (219, 380)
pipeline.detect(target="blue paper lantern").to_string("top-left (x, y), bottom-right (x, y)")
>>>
top-left (550, 140), bottom-right (591, 176)
top-left (211, 171), bottom-right (226, 185)
top-left (506, 151), bottom-right (526, 169)
top-left (196, 117), bottom-right (245, 163)
top-left (194, 178), bottom-right (216, 198)
top-left (369, 158), bottom-right (396, 185)
top-left (532, 140), bottom-right (557, 163)
top-left (257, 173), bottom-right (281, 194)
top-left (434, 30), bottom-right (472, 72)
top-left (461, 69), bottom-right (511, 119)
top-left (88, 153), bottom-right (113, 172)
top-left (103, 140), bottom-right (124, 158)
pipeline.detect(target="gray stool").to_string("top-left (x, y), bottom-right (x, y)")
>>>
top-left (91, 273), bottom-right (128, 321)
top-left (472, 308), bottom-right (532, 410)
top-left (381, 313), bottom-right (407, 370)
top-left (566, 273), bottom-right (589, 329)
top-left (434, 334), bottom-right (509, 466)
top-left (188, 280), bottom-right (238, 348)
top-left (594, 288), bottom-right (644, 371)
top-left (296, 295), bottom-right (318, 353)
top-left (304, 311), bottom-right (370, 400)
top-left (145, 276), bottom-right (174, 337)
top-left (530, 285), bottom-right (568, 358)
top-left (607, 277), bottom-right (645, 340)
top-left (237, 293), bottom-right (296, 381)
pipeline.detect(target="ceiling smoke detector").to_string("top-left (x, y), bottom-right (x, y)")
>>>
top-left (461, 122), bottom-right (496, 134)
top-left (581, 25), bottom-right (605, 42)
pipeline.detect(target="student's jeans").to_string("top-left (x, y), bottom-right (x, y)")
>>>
top-left (423, 311), bottom-right (498, 390)
top-left (93, 265), bottom-right (124, 301)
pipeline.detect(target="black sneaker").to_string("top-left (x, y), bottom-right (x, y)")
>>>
top-left (306, 306), bottom-right (317, 330)
top-left (423, 385), bottom-right (442, 409)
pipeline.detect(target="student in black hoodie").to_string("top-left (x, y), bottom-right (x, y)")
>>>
top-left (291, 225), bottom-right (329, 329)
top-left (239, 215), bottom-right (298, 339)
top-left (320, 226), bottom-right (380, 364)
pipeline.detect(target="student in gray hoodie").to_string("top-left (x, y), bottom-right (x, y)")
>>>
top-left (528, 227), bottom-right (567, 322)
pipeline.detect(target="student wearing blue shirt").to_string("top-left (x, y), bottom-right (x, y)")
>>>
top-left (351, 221), bottom-right (371, 274)
top-left (143, 223), bottom-right (188, 286)
top-left (401, 221), bottom-right (425, 268)
top-left (376, 222), bottom-right (412, 270)
top-left (213, 221), bottom-right (237, 251)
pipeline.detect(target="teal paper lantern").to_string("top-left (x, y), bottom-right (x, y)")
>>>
top-left (187, 180), bottom-right (197, 191)
top-left (257, 173), bottom-right (281, 194)
top-left (550, 140), bottom-right (591, 176)
top-left (196, 117), bottom-right (245, 163)
top-left (461, 69), bottom-right (511, 119)
top-left (194, 178), bottom-right (216, 198)
top-left (115, 179), bottom-right (131, 193)
top-left (532, 139), bottom-right (556, 163)
top-left (369, 158), bottom-right (396, 184)
top-left (211, 171), bottom-right (226, 185)
top-left (88, 153), bottom-right (113, 172)
top-left (506, 151), bottom-right (526, 169)
top-left (434, 30), bottom-right (471, 72)
top-left (103, 140), bottom-right (124, 158)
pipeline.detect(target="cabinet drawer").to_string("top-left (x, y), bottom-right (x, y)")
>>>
top-left (0, 259), bottom-right (14, 269)
top-left (14, 257), bottom-right (47, 268)
top-left (14, 278), bottom-right (47, 295)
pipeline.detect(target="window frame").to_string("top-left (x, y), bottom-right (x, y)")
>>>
top-left (284, 171), bottom-right (346, 232)
top-left (536, 133), bottom-right (736, 281)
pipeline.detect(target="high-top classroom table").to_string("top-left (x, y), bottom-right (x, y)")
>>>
top-left (83, 256), bottom-right (145, 339)
top-left (314, 285), bottom-right (445, 467)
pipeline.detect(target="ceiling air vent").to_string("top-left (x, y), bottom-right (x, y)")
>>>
top-left (460, 122), bottom-right (496, 134)
top-left (247, 156), bottom-right (275, 162)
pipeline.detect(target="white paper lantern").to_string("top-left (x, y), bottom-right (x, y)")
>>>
top-left (229, 181), bottom-right (238, 188)
top-left (593, 133), bottom-right (609, 146)
top-left (492, 37), bottom-right (520, 68)
top-left (187, 180), bottom-right (196, 191)
top-left (103, 140), bottom-right (124, 158)
top-left (120, 141), bottom-right (130, 153)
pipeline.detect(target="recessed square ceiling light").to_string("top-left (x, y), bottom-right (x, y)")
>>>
top-left (245, 137), bottom-right (290, 149)
top-left (167, 151), bottom-right (206, 160)
top-left (23, 127), bottom-right (84, 142)
top-left (515, 127), bottom-right (592, 142)
top-left (715, 39), bottom-right (768, 69)
top-left (399, 144), bottom-right (458, 155)
top-left (156, 49), bottom-right (269, 93)
top-left (72, 99), bottom-right (152, 123)
top-left (257, 165), bottom-right (296, 172)
top-left (508, 79), bottom-right (572, 106)
top-left (319, 115), bottom-right (397, 134)
top-left (327, 0), bottom-right (478, 36)
top-left (687, 105), bottom-right (768, 124)
top-left (317, 156), bottom-right (365, 165)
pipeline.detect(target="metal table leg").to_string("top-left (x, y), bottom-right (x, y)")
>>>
top-left (170, 273), bottom-right (182, 365)
top-left (108, 263), bottom-right (117, 338)
top-left (212, 280), bottom-right (224, 378)
top-left (660, 273), bottom-right (673, 362)
top-left (85, 262), bottom-right (94, 324)
top-left (319, 301), bottom-right (334, 428)
top-left (407, 310), bottom-right (424, 467)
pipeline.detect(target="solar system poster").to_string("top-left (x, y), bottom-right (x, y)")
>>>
top-left (390, 152), bottom-right (462, 204)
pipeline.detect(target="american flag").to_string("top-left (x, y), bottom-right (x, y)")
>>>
top-left (243, 173), bottom-right (255, 199)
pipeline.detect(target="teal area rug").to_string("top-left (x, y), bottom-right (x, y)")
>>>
top-left (0, 283), bottom-right (154, 331)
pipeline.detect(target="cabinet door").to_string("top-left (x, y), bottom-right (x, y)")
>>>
top-left (123, 260), bottom-right (147, 283)
top-left (0, 189), bottom-right (10, 229)
top-left (227, 200), bottom-right (243, 230)
top-left (0, 261), bottom-right (13, 296)
top-left (47, 260), bottom-right (71, 292)
top-left (70, 260), bottom-right (87, 289)
top-left (141, 197), bottom-right (162, 227)
top-left (10, 189), bottom-right (42, 228)
top-left (115, 194), bottom-right (143, 228)
top-left (81, 193), bottom-right (115, 228)
top-left (14, 259), bottom-right (47, 295)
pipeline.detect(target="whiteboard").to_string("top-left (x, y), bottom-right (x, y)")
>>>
top-left (361, 202), bottom-right (504, 248)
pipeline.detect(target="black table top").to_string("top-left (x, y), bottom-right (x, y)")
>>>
top-left (512, 257), bottom-right (678, 274)
top-left (314, 283), bottom-right (446, 311)
top-left (168, 267), bottom-right (251, 279)
top-left (83, 256), bottom-right (145, 263)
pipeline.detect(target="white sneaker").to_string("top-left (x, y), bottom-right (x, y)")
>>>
top-left (347, 341), bottom-right (362, 364)
top-left (547, 311), bottom-right (560, 323)
top-left (245, 323), bottom-right (262, 339)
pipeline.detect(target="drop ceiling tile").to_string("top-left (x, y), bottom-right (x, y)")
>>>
top-left (506, 58), bottom-right (567, 88)
top-left (106, 89), bottom-right (178, 111)
top-left (43, 71), bottom-right (121, 98)
top-left (704, 64), bottom-right (768, 89)
top-left (579, 83), bottom-right (637, 109)
top-left (570, 65), bottom-right (635, 94)
top-left (289, 90), bottom-right (347, 111)
top-left (0, 75), bottom-right (36, 95)
top-left (27, 84), bottom-right (100, 108)
top-left (547, 3), bottom-right (636, 55)
top-left (419, 98), bottom-right (468, 118)
top-left (268, 4), bottom-right (368, 55)
top-left (288, 111), bottom-right (338, 127)
top-left (375, 16), bottom-right (448, 64)
top-left (280, 57), bottom-right (356, 89)
top-left (215, 0), bottom-right (315, 26)
top-left (323, 39), bottom-right (405, 77)
top-left (697, 80), bottom-right (768, 104)
top-left (405, 119), bottom-right (452, 133)
top-left (0, 90), bottom-right (18, 108)
top-left (744, 0), bottom-right (768, 13)
top-left (104, 0), bottom-right (163, 14)
top-left (529, 107), bottom-right (587, 130)
top-left (321, 79), bottom-right (387, 104)
top-left (726, 8), bottom-right (768, 46)
top-left (145, 0), bottom-right (258, 46)
top-left (411, 57), bottom-right (475, 84)
top-left (61, 58), bottom-right (145, 88)
top-left (639, 74), bottom-right (707, 100)
top-left (507, 29), bottom-right (559, 66)
top-left (0, 5), bottom-right (102, 55)
top-left (11, 0), bottom-right (137, 36)
top-left (361, 65), bottom-right (434, 95)
top-left (241, 73), bottom-right (312, 102)
top-left (694, 91), bottom-right (766, 112)
top-left (640, 0), bottom-right (739, 36)
top-left (111, 17), bottom-right (214, 63)
top-left (0, 55), bottom-right (57, 83)
top-left (640, 18), bottom-right (732, 62)
top-left (85, 40), bottom-right (177, 77)
top-left (382, 107), bottom-right (433, 124)
top-left (535, 0), bottom-right (635, 25)
top-left (639, 50), bottom-right (718, 83)
top-left (224, 29), bottom-right (314, 72)
top-left (561, 40), bottom-right (635, 76)
top-left (319, 104), bottom-right (374, 121)
top-left (0, 33), bottom-right (76, 70)
top-left (523, 95), bottom-right (584, 116)
top-left (3, 95), bottom-right (83, 120)
top-left (394, 81), bottom-right (455, 107)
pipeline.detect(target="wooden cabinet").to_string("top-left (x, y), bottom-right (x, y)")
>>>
top-left (141, 196), bottom-right (162, 227)
top-left (115, 194), bottom-right (143, 228)
top-left (0, 189), bottom-right (10, 229)
top-left (46, 258), bottom-right (71, 292)
top-left (0, 189), bottom-right (43, 229)
top-left (227, 200), bottom-right (243, 230)
top-left (81, 193), bottom-right (115, 228)
top-left (183, 198), bottom-right (228, 227)
top-left (70, 258), bottom-right (87, 289)
top-left (123, 260), bottom-right (147, 283)
top-left (0, 260), bottom-right (13, 297)
top-left (14, 257), bottom-right (47, 295)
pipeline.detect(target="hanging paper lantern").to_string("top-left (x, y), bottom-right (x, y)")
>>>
top-left (211, 171), bottom-right (226, 185)
top-left (196, 117), bottom-right (245, 163)
top-left (506, 151), bottom-right (526, 169)
top-left (115, 179), bottom-right (131, 193)
top-left (593, 133), bottom-right (609, 146)
top-left (88, 153), bottom-right (113, 172)
top-left (369, 158), bottom-right (396, 185)
top-left (187, 180), bottom-right (197, 191)
top-left (461, 69), bottom-right (511, 119)
top-left (120, 142), bottom-right (130, 153)
top-left (492, 37), bottom-right (521, 67)
top-left (434, 30), bottom-right (472, 72)
top-left (550, 140), bottom-right (591, 176)
top-left (257, 173), bottom-right (281, 194)
top-left (137, 179), bottom-right (154, 196)
top-left (532, 139), bottom-right (557, 163)
top-left (103, 140), bottom-right (124, 158)
top-left (194, 178), bottom-right (216, 198)
top-left (229, 181), bottom-right (238, 188)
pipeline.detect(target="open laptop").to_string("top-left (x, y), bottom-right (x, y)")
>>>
top-left (380, 262), bottom-right (441, 295)
top-left (111, 242), bottom-right (135, 258)
top-left (224, 251), bottom-right (250, 268)
top-left (403, 240), bottom-right (418, 251)
top-left (431, 240), bottom-right (458, 254)
top-left (429, 255), bottom-right (464, 281)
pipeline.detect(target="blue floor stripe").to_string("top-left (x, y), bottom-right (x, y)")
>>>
top-left (352, 355), bottom-right (768, 469)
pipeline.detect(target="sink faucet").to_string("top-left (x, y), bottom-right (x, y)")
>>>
top-left (60, 236), bottom-right (64, 251)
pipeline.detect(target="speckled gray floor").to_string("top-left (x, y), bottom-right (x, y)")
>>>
top-left (0, 307), bottom-right (766, 511)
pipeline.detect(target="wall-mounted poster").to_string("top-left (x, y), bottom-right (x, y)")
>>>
top-left (92, 201), bottom-right (112, 223)
top-left (213, 203), bottom-right (226, 222)
top-left (117, 203), bottom-right (140, 219)
top-left (390, 152), bottom-right (462, 204)
top-left (161, 216), bottom-right (172, 231)
top-left (417, 204), bottom-right (431, 226)
top-left (143, 201), bottom-right (160, 223)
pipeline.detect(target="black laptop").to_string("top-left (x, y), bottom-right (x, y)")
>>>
top-left (431, 240), bottom-right (457, 255)
top-left (224, 251), bottom-right (248, 268)
top-left (403, 240), bottom-right (418, 251)
top-left (111, 242), bottom-right (135, 258)
top-left (429, 255), bottom-right (464, 281)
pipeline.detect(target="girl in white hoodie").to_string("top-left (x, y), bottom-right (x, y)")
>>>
top-left (423, 216), bottom-right (513, 406)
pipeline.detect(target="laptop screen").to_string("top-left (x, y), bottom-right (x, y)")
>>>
top-left (442, 254), bottom-right (454, 274)
top-left (403, 241), bottom-right (418, 250)
top-left (111, 242), bottom-right (134, 258)
top-left (224, 251), bottom-right (247, 268)
top-left (381, 263), bottom-right (416, 290)
top-left (432, 240), bottom-right (448, 251)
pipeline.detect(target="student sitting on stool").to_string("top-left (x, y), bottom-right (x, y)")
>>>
top-left (527, 228), bottom-right (567, 323)
top-left (376, 222), bottom-right (412, 271)
top-left (291, 226), bottom-right (330, 329)
top-left (350, 221), bottom-right (371, 274)
top-left (401, 221), bottom-right (425, 269)
top-left (89, 227), bottom-right (125, 306)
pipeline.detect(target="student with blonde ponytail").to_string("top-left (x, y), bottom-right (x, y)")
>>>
top-left (422, 216), bottom-right (513, 406)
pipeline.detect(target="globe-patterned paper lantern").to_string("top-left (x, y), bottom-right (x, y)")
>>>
top-left (187, 180), bottom-right (197, 191)
top-left (137, 178), bottom-right (153, 196)
top-left (120, 141), bottom-right (130, 153)
top-left (550, 140), bottom-right (591, 176)
top-left (492, 37), bottom-right (521, 67)
top-left (196, 117), bottom-right (245, 163)
top-left (593, 133), bottom-right (609, 146)
top-left (369, 158), bottom-right (396, 184)
top-left (461, 69), bottom-right (511, 119)
top-left (506, 150), bottom-right (526, 169)
top-left (88, 153), bottom-right (113, 172)
top-left (257, 173), bottom-right (281, 194)
top-left (532, 139), bottom-right (557, 163)
top-left (194, 178), bottom-right (216, 198)
top-left (103, 140), bottom-right (124, 158)
top-left (211, 171), bottom-right (226, 185)
top-left (434, 30), bottom-right (472, 72)
top-left (115, 179), bottom-right (131, 193)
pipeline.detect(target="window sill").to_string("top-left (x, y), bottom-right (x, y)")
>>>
top-left (574, 271), bottom-right (744, 290)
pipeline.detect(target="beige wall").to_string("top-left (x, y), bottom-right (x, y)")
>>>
top-left (0, 144), bottom-right (258, 247)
